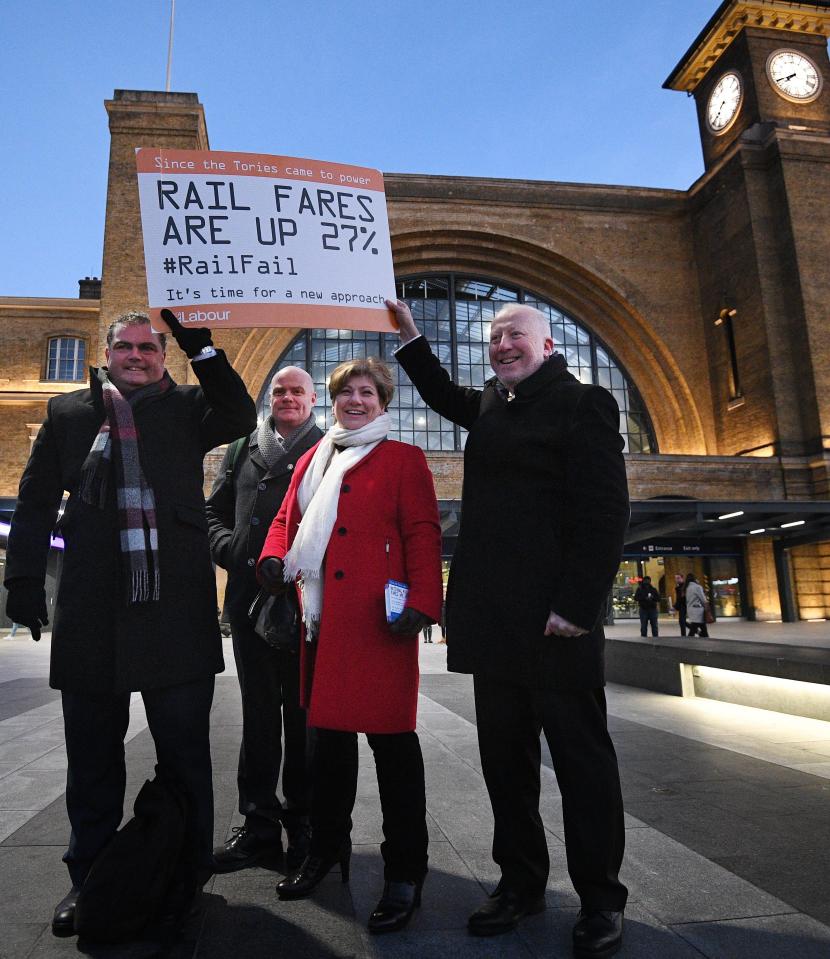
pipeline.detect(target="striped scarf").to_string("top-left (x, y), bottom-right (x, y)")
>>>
top-left (79, 369), bottom-right (172, 604)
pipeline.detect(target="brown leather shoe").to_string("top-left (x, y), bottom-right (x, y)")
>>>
top-left (467, 887), bottom-right (545, 936)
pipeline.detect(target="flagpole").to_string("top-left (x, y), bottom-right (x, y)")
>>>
top-left (165, 0), bottom-right (176, 92)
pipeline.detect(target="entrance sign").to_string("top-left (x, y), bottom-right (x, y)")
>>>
top-left (135, 149), bottom-right (397, 333)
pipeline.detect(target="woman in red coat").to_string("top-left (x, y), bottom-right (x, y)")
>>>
top-left (258, 357), bottom-right (442, 933)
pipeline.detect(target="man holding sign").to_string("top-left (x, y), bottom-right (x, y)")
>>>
top-left (4, 309), bottom-right (256, 936)
top-left (390, 298), bottom-right (629, 959)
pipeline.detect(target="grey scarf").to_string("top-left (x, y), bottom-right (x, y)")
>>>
top-left (256, 412), bottom-right (317, 472)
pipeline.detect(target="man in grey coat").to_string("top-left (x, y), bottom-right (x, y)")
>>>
top-left (3, 309), bottom-right (256, 937)
top-left (389, 298), bottom-right (630, 959)
top-left (207, 366), bottom-right (322, 872)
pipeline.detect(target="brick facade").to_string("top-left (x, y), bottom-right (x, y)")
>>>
top-left (2, 3), bottom-right (829, 623)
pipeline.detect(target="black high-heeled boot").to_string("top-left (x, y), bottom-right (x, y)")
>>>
top-left (367, 879), bottom-right (423, 934)
top-left (275, 841), bottom-right (351, 900)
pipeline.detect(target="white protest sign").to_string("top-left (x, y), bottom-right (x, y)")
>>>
top-left (135, 148), bottom-right (397, 332)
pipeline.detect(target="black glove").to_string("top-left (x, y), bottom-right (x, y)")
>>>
top-left (389, 606), bottom-right (432, 636)
top-left (5, 578), bottom-right (48, 642)
top-left (160, 308), bottom-right (213, 359)
top-left (259, 557), bottom-right (287, 594)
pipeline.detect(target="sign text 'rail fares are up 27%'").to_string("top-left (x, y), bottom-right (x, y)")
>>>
top-left (135, 148), bottom-right (398, 334)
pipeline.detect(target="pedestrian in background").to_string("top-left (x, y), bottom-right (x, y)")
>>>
top-left (685, 573), bottom-right (710, 638)
top-left (634, 575), bottom-right (660, 638)
top-left (674, 573), bottom-right (687, 637)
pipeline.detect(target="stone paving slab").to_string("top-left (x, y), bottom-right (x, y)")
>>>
top-left (2, 639), bottom-right (830, 957)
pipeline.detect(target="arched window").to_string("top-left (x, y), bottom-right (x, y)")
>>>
top-left (263, 274), bottom-right (656, 454)
top-left (45, 336), bottom-right (86, 382)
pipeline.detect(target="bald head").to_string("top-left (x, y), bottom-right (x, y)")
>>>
top-left (270, 366), bottom-right (317, 437)
top-left (488, 305), bottom-right (554, 389)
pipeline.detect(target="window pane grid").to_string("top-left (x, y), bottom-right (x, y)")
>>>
top-left (265, 276), bottom-right (655, 453)
top-left (46, 337), bottom-right (85, 381)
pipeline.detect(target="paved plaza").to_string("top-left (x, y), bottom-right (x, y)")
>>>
top-left (2, 622), bottom-right (830, 958)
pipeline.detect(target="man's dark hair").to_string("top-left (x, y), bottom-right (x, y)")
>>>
top-left (106, 311), bottom-right (167, 352)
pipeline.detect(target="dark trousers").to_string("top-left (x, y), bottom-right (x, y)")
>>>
top-left (310, 728), bottom-right (428, 881)
top-left (230, 610), bottom-right (309, 839)
top-left (639, 608), bottom-right (659, 637)
top-left (61, 676), bottom-right (215, 886)
top-left (473, 674), bottom-right (627, 911)
top-left (678, 606), bottom-right (687, 637)
top-left (687, 621), bottom-right (709, 638)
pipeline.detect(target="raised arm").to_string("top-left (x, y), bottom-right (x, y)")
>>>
top-left (387, 298), bottom-right (483, 430)
top-left (162, 308), bottom-right (257, 451)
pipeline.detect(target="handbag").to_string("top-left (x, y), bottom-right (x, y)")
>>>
top-left (704, 604), bottom-right (715, 624)
top-left (248, 588), bottom-right (300, 650)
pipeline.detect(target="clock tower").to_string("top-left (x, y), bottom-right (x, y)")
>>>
top-left (664, 1), bottom-right (830, 169)
top-left (665, 1), bottom-right (830, 498)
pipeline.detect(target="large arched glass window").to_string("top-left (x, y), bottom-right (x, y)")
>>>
top-left (45, 336), bottom-right (86, 382)
top-left (264, 274), bottom-right (655, 454)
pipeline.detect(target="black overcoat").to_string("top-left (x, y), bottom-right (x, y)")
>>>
top-left (397, 337), bottom-right (630, 690)
top-left (5, 353), bottom-right (256, 693)
top-left (205, 421), bottom-right (323, 617)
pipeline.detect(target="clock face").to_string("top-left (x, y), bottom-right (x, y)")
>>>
top-left (766, 49), bottom-right (823, 103)
top-left (707, 72), bottom-right (743, 134)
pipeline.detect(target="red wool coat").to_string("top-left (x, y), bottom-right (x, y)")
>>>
top-left (259, 439), bottom-right (443, 734)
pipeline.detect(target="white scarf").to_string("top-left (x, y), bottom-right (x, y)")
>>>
top-left (283, 413), bottom-right (391, 636)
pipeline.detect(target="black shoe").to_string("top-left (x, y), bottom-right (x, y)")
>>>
top-left (572, 910), bottom-right (623, 958)
top-left (212, 826), bottom-right (282, 873)
top-left (52, 886), bottom-right (81, 938)
top-left (367, 880), bottom-right (422, 934)
top-left (284, 818), bottom-right (311, 872)
top-left (467, 887), bottom-right (545, 936)
top-left (276, 842), bottom-right (351, 900)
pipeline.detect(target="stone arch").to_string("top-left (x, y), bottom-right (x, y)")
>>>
top-left (391, 228), bottom-right (709, 455)
top-left (228, 228), bottom-right (709, 454)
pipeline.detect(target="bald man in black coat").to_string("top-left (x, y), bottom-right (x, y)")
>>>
top-left (390, 299), bottom-right (629, 959)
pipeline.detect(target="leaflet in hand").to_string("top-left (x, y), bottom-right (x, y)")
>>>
top-left (385, 580), bottom-right (409, 623)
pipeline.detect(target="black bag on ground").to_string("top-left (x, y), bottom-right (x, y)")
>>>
top-left (73, 771), bottom-right (194, 941)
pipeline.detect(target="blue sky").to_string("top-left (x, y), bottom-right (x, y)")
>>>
top-left (4, 0), bottom-right (737, 297)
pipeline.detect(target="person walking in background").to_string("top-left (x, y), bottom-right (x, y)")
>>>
top-left (634, 575), bottom-right (660, 638)
top-left (207, 366), bottom-right (323, 874)
top-left (674, 573), bottom-right (688, 637)
top-left (260, 357), bottom-right (442, 934)
top-left (390, 297), bottom-right (629, 959)
top-left (3, 309), bottom-right (255, 937)
top-left (685, 573), bottom-right (709, 638)
top-left (422, 624), bottom-right (433, 643)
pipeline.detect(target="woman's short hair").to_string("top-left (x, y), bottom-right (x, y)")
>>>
top-left (328, 357), bottom-right (395, 408)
